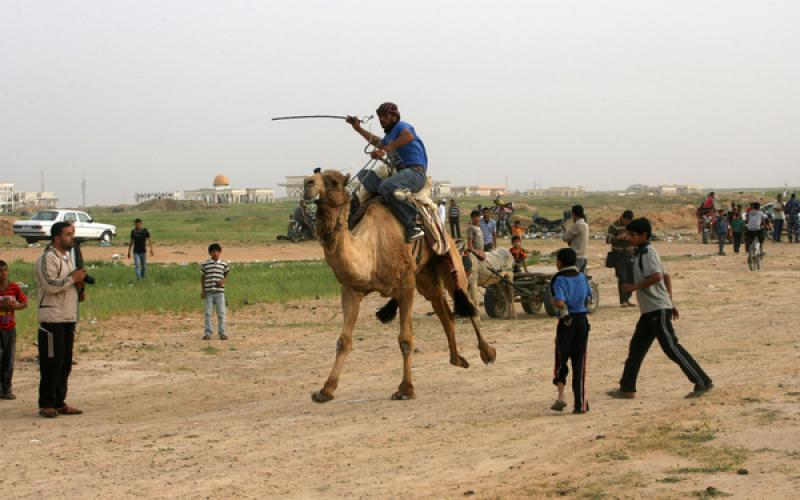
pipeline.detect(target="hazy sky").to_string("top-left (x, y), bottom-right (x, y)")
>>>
top-left (2, 0), bottom-right (799, 206)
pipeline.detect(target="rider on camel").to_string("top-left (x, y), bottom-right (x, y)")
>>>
top-left (346, 102), bottom-right (428, 243)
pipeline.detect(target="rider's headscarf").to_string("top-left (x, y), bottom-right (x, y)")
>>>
top-left (376, 102), bottom-right (401, 133)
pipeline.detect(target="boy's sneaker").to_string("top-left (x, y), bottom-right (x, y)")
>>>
top-left (607, 389), bottom-right (635, 399)
top-left (686, 383), bottom-right (714, 399)
top-left (550, 400), bottom-right (567, 412)
top-left (219, 334), bottom-right (228, 340)
top-left (1, 393), bottom-right (15, 400)
top-left (202, 334), bottom-right (211, 340)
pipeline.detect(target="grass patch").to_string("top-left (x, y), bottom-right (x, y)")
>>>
top-left (6, 259), bottom-right (339, 344)
top-left (692, 486), bottom-right (732, 498)
top-left (595, 448), bottom-right (630, 462)
top-left (628, 422), bottom-right (749, 473)
top-left (201, 345), bottom-right (220, 355)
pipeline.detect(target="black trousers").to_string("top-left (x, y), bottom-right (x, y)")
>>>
top-left (449, 220), bottom-right (461, 239)
top-left (38, 322), bottom-right (76, 409)
top-left (553, 313), bottom-right (589, 412)
top-left (732, 232), bottom-right (742, 253)
top-left (613, 253), bottom-right (634, 304)
top-left (1, 327), bottom-right (16, 395)
top-left (619, 310), bottom-right (711, 393)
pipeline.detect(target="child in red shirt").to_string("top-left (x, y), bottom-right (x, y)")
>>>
top-left (0, 260), bottom-right (28, 400)
top-left (510, 235), bottom-right (528, 273)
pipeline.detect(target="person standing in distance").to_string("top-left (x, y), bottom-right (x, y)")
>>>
top-left (128, 218), bottom-right (154, 281)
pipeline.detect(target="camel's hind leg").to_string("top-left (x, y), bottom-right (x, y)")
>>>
top-left (416, 266), bottom-right (469, 368)
top-left (392, 288), bottom-right (416, 400)
top-left (312, 286), bottom-right (363, 403)
top-left (436, 256), bottom-right (497, 365)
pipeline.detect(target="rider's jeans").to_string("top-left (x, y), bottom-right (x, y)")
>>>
top-left (378, 167), bottom-right (426, 232)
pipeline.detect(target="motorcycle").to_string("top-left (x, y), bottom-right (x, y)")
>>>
top-left (284, 214), bottom-right (316, 243)
top-left (528, 212), bottom-right (568, 235)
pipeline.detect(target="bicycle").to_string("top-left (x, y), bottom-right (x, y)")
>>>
top-left (747, 236), bottom-right (762, 271)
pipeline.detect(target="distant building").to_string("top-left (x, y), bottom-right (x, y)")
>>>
top-left (15, 191), bottom-right (58, 209)
top-left (626, 184), bottom-right (704, 197)
top-left (451, 185), bottom-right (507, 198)
top-left (0, 182), bottom-right (13, 212)
top-left (184, 175), bottom-right (275, 204)
top-left (135, 191), bottom-right (182, 203)
top-left (526, 186), bottom-right (586, 197)
top-left (279, 176), bottom-right (308, 200)
top-left (1, 182), bottom-right (58, 212)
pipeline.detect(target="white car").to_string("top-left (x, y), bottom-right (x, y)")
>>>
top-left (13, 209), bottom-right (117, 244)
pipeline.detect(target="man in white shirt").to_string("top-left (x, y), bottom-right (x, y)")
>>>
top-left (744, 202), bottom-right (768, 254)
top-left (562, 205), bottom-right (589, 271)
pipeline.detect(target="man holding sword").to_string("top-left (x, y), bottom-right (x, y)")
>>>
top-left (346, 102), bottom-right (428, 243)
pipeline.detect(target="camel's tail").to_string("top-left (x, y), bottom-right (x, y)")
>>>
top-left (453, 288), bottom-right (477, 317)
top-left (376, 299), bottom-right (399, 323)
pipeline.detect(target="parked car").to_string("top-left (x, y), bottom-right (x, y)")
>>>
top-left (13, 209), bottom-right (117, 244)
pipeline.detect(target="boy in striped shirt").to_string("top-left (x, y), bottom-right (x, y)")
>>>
top-left (200, 243), bottom-right (230, 340)
top-left (0, 260), bottom-right (28, 400)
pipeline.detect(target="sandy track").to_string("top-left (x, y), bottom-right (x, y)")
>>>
top-left (1, 242), bottom-right (799, 498)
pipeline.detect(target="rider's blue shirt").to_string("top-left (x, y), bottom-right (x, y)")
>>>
top-left (382, 121), bottom-right (428, 172)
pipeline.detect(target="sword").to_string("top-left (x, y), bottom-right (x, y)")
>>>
top-left (271, 114), bottom-right (373, 123)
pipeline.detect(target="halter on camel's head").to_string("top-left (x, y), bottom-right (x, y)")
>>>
top-left (303, 169), bottom-right (351, 207)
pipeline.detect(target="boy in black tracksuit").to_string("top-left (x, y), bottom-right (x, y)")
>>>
top-left (549, 248), bottom-right (592, 413)
top-left (609, 218), bottom-right (713, 400)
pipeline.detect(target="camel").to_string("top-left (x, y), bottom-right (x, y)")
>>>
top-left (303, 169), bottom-right (497, 402)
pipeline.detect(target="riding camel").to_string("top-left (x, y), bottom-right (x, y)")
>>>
top-left (303, 169), bottom-right (497, 402)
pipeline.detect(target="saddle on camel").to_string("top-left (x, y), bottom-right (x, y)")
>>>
top-left (301, 103), bottom-right (496, 403)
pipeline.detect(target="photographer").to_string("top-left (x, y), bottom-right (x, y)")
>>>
top-left (35, 222), bottom-right (85, 418)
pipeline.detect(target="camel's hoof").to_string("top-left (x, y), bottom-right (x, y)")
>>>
top-left (450, 355), bottom-right (470, 369)
top-left (311, 390), bottom-right (334, 403)
top-left (480, 345), bottom-right (497, 365)
top-left (391, 391), bottom-right (415, 401)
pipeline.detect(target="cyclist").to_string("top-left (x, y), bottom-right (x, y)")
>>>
top-left (744, 202), bottom-right (769, 258)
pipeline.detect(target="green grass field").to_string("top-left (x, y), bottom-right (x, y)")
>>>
top-left (5, 260), bottom-right (340, 344)
top-left (2, 190), bottom-right (790, 247)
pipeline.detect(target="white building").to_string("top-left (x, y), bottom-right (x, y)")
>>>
top-left (135, 191), bottom-right (183, 203)
top-left (1, 182), bottom-right (59, 212)
top-left (526, 186), bottom-right (586, 197)
top-left (279, 176), bottom-right (308, 200)
top-left (0, 182), bottom-right (13, 212)
top-left (184, 175), bottom-right (275, 204)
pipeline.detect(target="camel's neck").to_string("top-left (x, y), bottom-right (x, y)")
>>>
top-left (315, 200), bottom-right (354, 261)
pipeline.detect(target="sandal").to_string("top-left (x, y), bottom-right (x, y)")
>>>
top-left (57, 404), bottom-right (83, 415)
top-left (39, 408), bottom-right (59, 418)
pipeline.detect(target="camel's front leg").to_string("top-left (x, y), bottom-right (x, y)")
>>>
top-left (392, 288), bottom-right (416, 400)
top-left (312, 286), bottom-right (363, 403)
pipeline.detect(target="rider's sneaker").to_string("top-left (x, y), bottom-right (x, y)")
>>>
top-left (405, 227), bottom-right (425, 243)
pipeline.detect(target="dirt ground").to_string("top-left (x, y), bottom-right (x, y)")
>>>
top-left (1, 241), bottom-right (799, 499)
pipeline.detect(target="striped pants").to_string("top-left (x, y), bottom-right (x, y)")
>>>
top-left (620, 309), bottom-right (711, 393)
top-left (553, 313), bottom-right (589, 412)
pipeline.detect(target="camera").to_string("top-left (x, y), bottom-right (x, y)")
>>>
top-left (83, 274), bottom-right (96, 285)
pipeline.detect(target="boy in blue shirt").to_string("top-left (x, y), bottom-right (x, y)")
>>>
top-left (346, 102), bottom-right (428, 243)
top-left (550, 248), bottom-right (592, 413)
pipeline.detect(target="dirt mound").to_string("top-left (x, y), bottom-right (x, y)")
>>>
top-left (133, 199), bottom-right (207, 211)
top-left (0, 217), bottom-right (14, 237)
top-left (590, 205), bottom-right (697, 232)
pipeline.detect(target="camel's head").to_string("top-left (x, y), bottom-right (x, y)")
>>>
top-left (304, 169), bottom-right (351, 207)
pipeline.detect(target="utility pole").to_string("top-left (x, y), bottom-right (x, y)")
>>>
top-left (81, 172), bottom-right (86, 207)
top-left (40, 170), bottom-right (45, 193)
